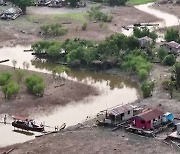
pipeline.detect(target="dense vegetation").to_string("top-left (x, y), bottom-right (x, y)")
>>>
top-left (32, 33), bottom-right (154, 81)
top-left (141, 80), bottom-right (155, 98)
top-left (67, 0), bottom-right (79, 7)
top-left (90, 0), bottom-right (127, 6)
top-left (25, 74), bottom-right (45, 96)
top-left (133, 27), bottom-right (158, 41)
top-left (40, 24), bottom-right (68, 36)
top-left (165, 28), bottom-right (180, 43)
top-left (10, 0), bottom-right (34, 14)
top-left (0, 72), bottom-right (19, 99)
top-left (88, 6), bottom-right (113, 22)
top-left (0, 70), bottom-right (45, 99)
top-left (156, 47), bottom-right (176, 66)
top-left (174, 62), bottom-right (180, 89)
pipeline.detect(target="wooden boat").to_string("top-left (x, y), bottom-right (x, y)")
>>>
top-left (12, 116), bottom-right (44, 132)
top-left (59, 123), bottom-right (66, 131)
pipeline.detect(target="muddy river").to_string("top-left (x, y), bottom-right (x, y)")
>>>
top-left (122, 3), bottom-right (179, 41)
top-left (0, 2), bottom-right (179, 147)
top-left (0, 45), bottom-right (138, 147)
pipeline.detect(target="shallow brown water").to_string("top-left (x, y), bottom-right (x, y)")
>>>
top-left (0, 45), bottom-right (138, 147)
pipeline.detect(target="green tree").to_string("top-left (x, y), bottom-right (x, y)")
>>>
top-left (25, 74), bottom-right (45, 96)
top-left (175, 62), bottom-right (180, 88)
top-left (47, 43), bottom-right (62, 58)
top-left (133, 27), bottom-right (158, 41)
top-left (162, 54), bottom-right (176, 66)
top-left (2, 82), bottom-right (19, 99)
top-left (32, 83), bottom-right (45, 96)
top-left (165, 28), bottom-right (180, 43)
top-left (12, 0), bottom-right (35, 14)
top-left (52, 66), bottom-right (70, 79)
top-left (67, 0), bottom-right (79, 7)
top-left (157, 47), bottom-right (168, 62)
top-left (138, 69), bottom-right (148, 81)
top-left (0, 73), bottom-right (12, 86)
top-left (126, 36), bottom-right (140, 50)
top-left (141, 81), bottom-right (155, 98)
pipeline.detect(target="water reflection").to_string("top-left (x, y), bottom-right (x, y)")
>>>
top-left (31, 58), bottom-right (137, 90)
top-left (0, 44), bottom-right (138, 147)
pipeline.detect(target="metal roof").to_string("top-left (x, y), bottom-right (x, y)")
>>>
top-left (136, 109), bottom-right (164, 121)
top-left (166, 41), bottom-right (180, 49)
top-left (138, 36), bottom-right (152, 41)
top-left (107, 104), bottom-right (133, 116)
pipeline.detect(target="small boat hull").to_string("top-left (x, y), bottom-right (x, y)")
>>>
top-left (12, 121), bottom-right (44, 132)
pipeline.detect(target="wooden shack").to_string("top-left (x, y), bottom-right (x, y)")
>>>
top-left (131, 108), bottom-right (164, 130)
top-left (106, 104), bottom-right (134, 125)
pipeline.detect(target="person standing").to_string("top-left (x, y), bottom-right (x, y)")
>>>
top-left (4, 114), bottom-right (7, 124)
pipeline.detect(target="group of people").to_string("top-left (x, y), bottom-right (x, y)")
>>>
top-left (25, 119), bottom-right (35, 128)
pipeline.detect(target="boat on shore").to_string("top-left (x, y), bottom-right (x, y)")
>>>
top-left (12, 116), bottom-right (44, 132)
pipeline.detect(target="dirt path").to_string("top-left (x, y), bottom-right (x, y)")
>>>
top-left (0, 126), bottom-right (179, 154)
top-left (138, 63), bottom-right (180, 115)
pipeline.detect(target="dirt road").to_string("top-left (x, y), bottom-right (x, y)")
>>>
top-left (152, 3), bottom-right (180, 19)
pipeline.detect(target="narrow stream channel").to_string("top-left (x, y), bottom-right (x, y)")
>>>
top-left (0, 2), bottom-right (179, 147)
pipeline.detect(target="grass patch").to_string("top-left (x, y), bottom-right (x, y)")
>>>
top-left (128, 0), bottom-right (157, 5)
top-left (27, 12), bottom-right (87, 23)
top-left (52, 13), bottom-right (87, 21)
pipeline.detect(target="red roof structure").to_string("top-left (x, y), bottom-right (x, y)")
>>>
top-left (137, 109), bottom-right (164, 121)
top-left (12, 116), bottom-right (33, 121)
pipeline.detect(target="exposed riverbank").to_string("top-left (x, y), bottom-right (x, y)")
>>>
top-left (0, 65), bottom-right (98, 116)
top-left (0, 2), bottom-right (180, 153)
top-left (1, 63), bottom-right (179, 154)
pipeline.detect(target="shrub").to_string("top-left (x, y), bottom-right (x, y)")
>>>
top-left (133, 27), bottom-right (158, 41)
top-left (162, 54), bottom-right (176, 66)
top-left (2, 82), bottom-right (19, 99)
top-left (162, 80), bottom-right (171, 90)
top-left (88, 7), bottom-right (113, 22)
top-left (174, 62), bottom-right (180, 88)
top-left (82, 22), bottom-right (88, 30)
top-left (0, 73), bottom-right (12, 86)
top-left (25, 74), bottom-right (45, 96)
top-left (15, 69), bottom-right (25, 84)
top-left (141, 81), bottom-right (155, 98)
top-left (99, 23), bottom-right (107, 29)
top-left (157, 47), bottom-right (168, 62)
top-left (40, 24), bottom-right (68, 36)
top-left (165, 28), bottom-right (180, 43)
top-left (138, 69), bottom-right (148, 81)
